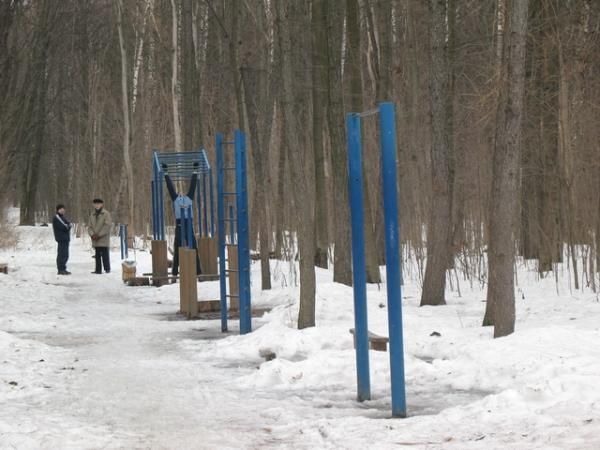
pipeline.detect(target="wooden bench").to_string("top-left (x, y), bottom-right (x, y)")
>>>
top-left (0, 263), bottom-right (7, 274)
top-left (127, 277), bottom-right (150, 286)
top-left (349, 328), bottom-right (389, 352)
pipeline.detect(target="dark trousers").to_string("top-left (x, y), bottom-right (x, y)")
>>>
top-left (94, 247), bottom-right (111, 273)
top-left (57, 241), bottom-right (69, 272)
top-left (172, 219), bottom-right (201, 276)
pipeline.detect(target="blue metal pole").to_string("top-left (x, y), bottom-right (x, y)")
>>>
top-left (202, 173), bottom-right (209, 238)
top-left (216, 133), bottom-right (228, 332)
top-left (159, 174), bottom-right (165, 241)
top-left (229, 205), bottom-right (235, 244)
top-left (180, 207), bottom-right (186, 248)
top-left (197, 179), bottom-right (203, 237)
top-left (151, 181), bottom-right (157, 240)
top-left (119, 224), bottom-right (124, 259)
top-left (189, 209), bottom-right (194, 249)
top-left (209, 168), bottom-right (215, 237)
top-left (379, 102), bottom-right (406, 418)
top-left (235, 130), bottom-right (252, 334)
top-left (346, 113), bottom-right (371, 402)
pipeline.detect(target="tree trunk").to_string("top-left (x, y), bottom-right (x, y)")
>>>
top-left (486, 0), bottom-right (529, 338)
top-left (275, 0), bottom-right (316, 328)
top-left (312, 0), bottom-right (329, 269)
top-left (420, 0), bottom-right (452, 306)
top-left (325, 0), bottom-right (353, 286)
top-left (170, 0), bottom-right (181, 151)
top-left (116, 0), bottom-right (135, 236)
top-left (346, 0), bottom-right (381, 284)
top-left (19, 0), bottom-right (53, 225)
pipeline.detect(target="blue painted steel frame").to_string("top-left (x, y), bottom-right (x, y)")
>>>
top-left (235, 130), bottom-right (252, 334)
top-left (216, 133), bottom-right (228, 332)
top-left (151, 148), bottom-right (212, 242)
top-left (119, 224), bottom-right (128, 260)
top-left (216, 131), bottom-right (252, 335)
top-left (346, 113), bottom-right (372, 402)
top-left (346, 102), bottom-right (407, 417)
top-left (379, 102), bottom-right (407, 418)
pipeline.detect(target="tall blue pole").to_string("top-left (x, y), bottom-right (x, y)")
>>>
top-left (229, 205), bottom-right (235, 244)
top-left (187, 209), bottom-right (194, 249)
top-left (379, 102), bottom-right (407, 418)
top-left (124, 224), bottom-right (128, 259)
top-left (202, 173), bottom-right (209, 238)
top-left (159, 172), bottom-right (165, 241)
top-left (196, 178), bottom-right (203, 236)
top-left (346, 113), bottom-right (371, 402)
top-left (216, 134), bottom-right (228, 332)
top-left (151, 180), bottom-right (157, 240)
top-left (236, 130), bottom-right (252, 334)
top-left (209, 168), bottom-right (215, 237)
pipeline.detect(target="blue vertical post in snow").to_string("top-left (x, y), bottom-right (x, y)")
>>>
top-left (209, 169), bottom-right (215, 237)
top-left (196, 180), bottom-right (203, 237)
top-left (180, 207), bottom-right (187, 248)
top-left (124, 224), bottom-right (128, 259)
top-left (346, 113), bottom-right (371, 402)
top-left (202, 173), bottom-right (209, 238)
top-left (187, 209), bottom-right (194, 249)
top-left (216, 134), bottom-right (228, 332)
top-left (378, 102), bottom-right (407, 417)
top-left (158, 171), bottom-right (165, 241)
top-left (151, 181), bottom-right (157, 240)
top-left (229, 205), bottom-right (235, 244)
top-left (235, 130), bottom-right (252, 334)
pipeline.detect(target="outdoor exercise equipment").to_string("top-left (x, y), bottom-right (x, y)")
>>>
top-left (150, 149), bottom-right (214, 287)
top-left (216, 130), bottom-right (252, 334)
top-left (346, 102), bottom-right (407, 418)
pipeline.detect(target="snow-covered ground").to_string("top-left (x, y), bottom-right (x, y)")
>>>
top-left (1, 214), bottom-right (599, 449)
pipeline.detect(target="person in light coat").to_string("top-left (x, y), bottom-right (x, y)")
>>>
top-left (88, 198), bottom-right (112, 274)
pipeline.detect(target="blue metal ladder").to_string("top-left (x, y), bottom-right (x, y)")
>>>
top-left (216, 130), bottom-right (252, 334)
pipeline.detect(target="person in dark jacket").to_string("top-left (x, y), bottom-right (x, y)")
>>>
top-left (52, 204), bottom-right (72, 275)
top-left (162, 163), bottom-right (201, 277)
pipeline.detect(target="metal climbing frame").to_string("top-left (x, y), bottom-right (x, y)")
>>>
top-left (216, 130), bottom-right (251, 335)
top-left (346, 102), bottom-right (407, 418)
top-left (151, 149), bottom-right (214, 242)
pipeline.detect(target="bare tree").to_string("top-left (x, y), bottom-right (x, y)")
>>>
top-left (420, 0), bottom-right (453, 306)
top-left (486, 0), bottom-right (530, 338)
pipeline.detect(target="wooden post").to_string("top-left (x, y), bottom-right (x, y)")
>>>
top-left (180, 248), bottom-right (198, 318)
top-left (198, 236), bottom-right (219, 275)
top-left (227, 244), bottom-right (239, 311)
top-left (151, 240), bottom-right (168, 287)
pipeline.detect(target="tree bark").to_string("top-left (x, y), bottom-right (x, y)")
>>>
top-left (486, 0), bottom-right (529, 338)
top-left (275, 0), bottom-right (316, 328)
top-left (420, 0), bottom-right (452, 306)
top-left (325, 0), bottom-right (353, 286)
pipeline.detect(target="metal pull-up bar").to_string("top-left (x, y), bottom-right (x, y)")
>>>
top-left (347, 101), bottom-right (407, 418)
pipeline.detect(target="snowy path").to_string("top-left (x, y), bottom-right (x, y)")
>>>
top-left (3, 225), bottom-right (600, 449)
top-left (1, 251), bottom-right (296, 449)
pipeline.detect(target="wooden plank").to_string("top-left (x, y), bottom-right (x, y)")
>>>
top-left (198, 236), bottom-right (218, 276)
top-left (180, 248), bottom-right (198, 318)
top-left (151, 240), bottom-right (169, 287)
top-left (127, 277), bottom-right (150, 286)
top-left (349, 328), bottom-right (389, 352)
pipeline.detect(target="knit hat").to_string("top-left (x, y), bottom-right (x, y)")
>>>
top-left (56, 204), bottom-right (65, 212)
top-left (92, 198), bottom-right (104, 204)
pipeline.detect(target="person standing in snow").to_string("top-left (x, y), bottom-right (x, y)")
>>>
top-left (162, 163), bottom-right (202, 277)
top-left (52, 204), bottom-right (72, 275)
top-left (88, 198), bottom-right (112, 274)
